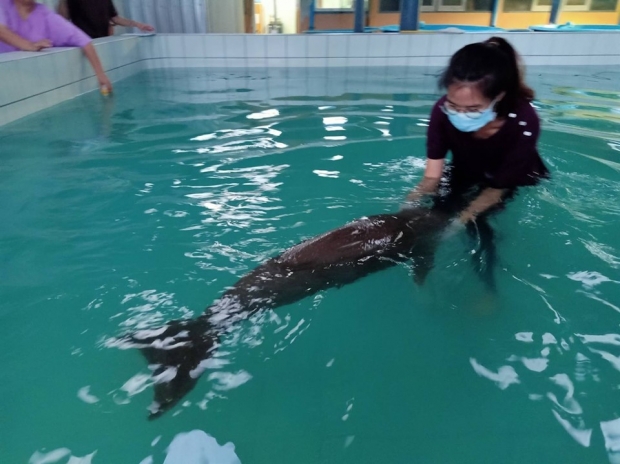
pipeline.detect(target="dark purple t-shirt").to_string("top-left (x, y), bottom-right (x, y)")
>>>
top-left (67, 0), bottom-right (118, 39)
top-left (427, 96), bottom-right (549, 189)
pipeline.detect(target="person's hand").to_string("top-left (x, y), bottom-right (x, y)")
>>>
top-left (400, 198), bottom-right (419, 212)
top-left (24, 39), bottom-right (52, 51)
top-left (458, 210), bottom-right (476, 225)
top-left (136, 22), bottom-right (155, 32)
top-left (400, 190), bottom-right (422, 211)
top-left (442, 217), bottom-right (466, 239)
top-left (33, 39), bottom-right (52, 50)
top-left (97, 73), bottom-right (113, 94)
top-left (405, 190), bottom-right (421, 203)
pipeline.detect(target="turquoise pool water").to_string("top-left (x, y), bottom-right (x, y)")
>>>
top-left (1, 66), bottom-right (620, 463)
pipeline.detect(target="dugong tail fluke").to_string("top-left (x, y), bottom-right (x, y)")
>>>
top-left (130, 317), bottom-right (217, 419)
top-left (125, 207), bottom-right (453, 419)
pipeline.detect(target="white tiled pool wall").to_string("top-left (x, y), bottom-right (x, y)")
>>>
top-left (0, 36), bottom-right (141, 127)
top-left (1, 32), bottom-right (620, 127)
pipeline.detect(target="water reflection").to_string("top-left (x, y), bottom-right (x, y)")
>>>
top-left (246, 109), bottom-right (279, 120)
top-left (29, 449), bottom-right (97, 464)
top-left (601, 419), bottom-right (620, 464)
top-left (31, 430), bottom-right (242, 464)
top-left (161, 430), bottom-right (240, 464)
top-left (472, 316), bottom-right (620, 453)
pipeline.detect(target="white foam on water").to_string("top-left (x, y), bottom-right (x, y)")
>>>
top-left (208, 371), bottom-right (252, 391)
top-left (313, 170), bottom-right (340, 178)
top-left (29, 448), bottom-right (71, 464)
top-left (515, 332), bottom-right (534, 342)
top-left (522, 358), bottom-right (549, 372)
top-left (67, 452), bottom-right (97, 464)
top-left (121, 373), bottom-right (153, 396)
top-left (469, 359), bottom-right (520, 390)
top-left (247, 109), bottom-right (279, 120)
top-left (163, 430), bottom-right (241, 464)
top-left (552, 410), bottom-right (592, 447)
top-left (29, 449), bottom-right (97, 464)
top-left (77, 386), bottom-right (99, 404)
top-left (568, 271), bottom-right (617, 288)
top-left (601, 418), bottom-right (620, 463)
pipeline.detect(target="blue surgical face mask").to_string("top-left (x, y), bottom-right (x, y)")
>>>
top-left (444, 100), bottom-right (498, 133)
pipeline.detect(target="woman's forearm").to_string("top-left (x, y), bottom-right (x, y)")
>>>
top-left (111, 16), bottom-right (153, 31)
top-left (0, 25), bottom-right (35, 51)
top-left (459, 188), bottom-right (506, 223)
top-left (81, 43), bottom-right (112, 91)
top-left (417, 176), bottom-right (442, 195)
top-left (407, 176), bottom-right (441, 201)
top-left (403, 176), bottom-right (441, 209)
top-left (81, 42), bottom-right (105, 77)
top-left (111, 16), bottom-right (135, 27)
top-left (406, 158), bottom-right (445, 202)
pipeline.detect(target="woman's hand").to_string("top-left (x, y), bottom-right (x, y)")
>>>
top-left (25, 39), bottom-right (52, 51)
top-left (81, 43), bottom-right (113, 93)
top-left (442, 217), bottom-right (467, 239)
top-left (403, 190), bottom-right (422, 206)
top-left (458, 210), bottom-right (477, 224)
top-left (97, 73), bottom-right (113, 93)
top-left (404, 175), bottom-right (441, 205)
top-left (401, 160), bottom-right (444, 211)
top-left (0, 25), bottom-right (51, 52)
top-left (458, 188), bottom-right (507, 225)
top-left (135, 22), bottom-right (155, 32)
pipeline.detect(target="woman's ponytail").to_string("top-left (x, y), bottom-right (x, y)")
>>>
top-left (485, 36), bottom-right (535, 102)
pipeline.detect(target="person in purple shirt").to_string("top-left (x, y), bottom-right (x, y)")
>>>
top-left (0, 0), bottom-right (112, 91)
top-left (406, 37), bottom-right (549, 291)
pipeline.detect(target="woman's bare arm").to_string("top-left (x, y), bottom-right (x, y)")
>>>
top-left (0, 24), bottom-right (51, 51)
top-left (81, 43), bottom-right (112, 91)
top-left (110, 15), bottom-right (154, 32)
top-left (404, 158), bottom-right (445, 204)
top-left (458, 188), bottom-right (507, 224)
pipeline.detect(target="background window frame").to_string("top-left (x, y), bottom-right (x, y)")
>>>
top-left (437, 0), bottom-right (468, 11)
top-left (379, 0), bottom-right (402, 13)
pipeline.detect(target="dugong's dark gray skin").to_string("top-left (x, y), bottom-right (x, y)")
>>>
top-left (126, 206), bottom-right (452, 419)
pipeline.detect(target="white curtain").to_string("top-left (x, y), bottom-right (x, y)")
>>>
top-left (41, 0), bottom-right (209, 34)
top-left (39, 0), bottom-right (59, 11)
top-left (116, 0), bottom-right (208, 33)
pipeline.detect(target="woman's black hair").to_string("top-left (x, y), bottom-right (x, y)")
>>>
top-left (439, 37), bottom-right (535, 117)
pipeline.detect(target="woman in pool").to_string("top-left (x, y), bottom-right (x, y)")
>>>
top-left (0, 0), bottom-right (112, 92)
top-left (406, 37), bottom-right (549, 289)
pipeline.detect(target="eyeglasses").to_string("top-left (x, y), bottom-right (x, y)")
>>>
top-left (440, 99), bottom-right (497, 120)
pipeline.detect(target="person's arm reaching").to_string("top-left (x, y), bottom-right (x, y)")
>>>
top-left (81, 42), bottom-right (112, 91)
top-left (403, 101), bottom-right (448, 208)
top-left (405, 158), bottom-right (445, 204)
top-left (110, 15), bottom-right (154, 32)
top-left (457, 188), bottom-right (507, 224)
top-left (0, 24), bottom-right (51, 51)
top-left (45, 10), bottom-right (113, 91)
